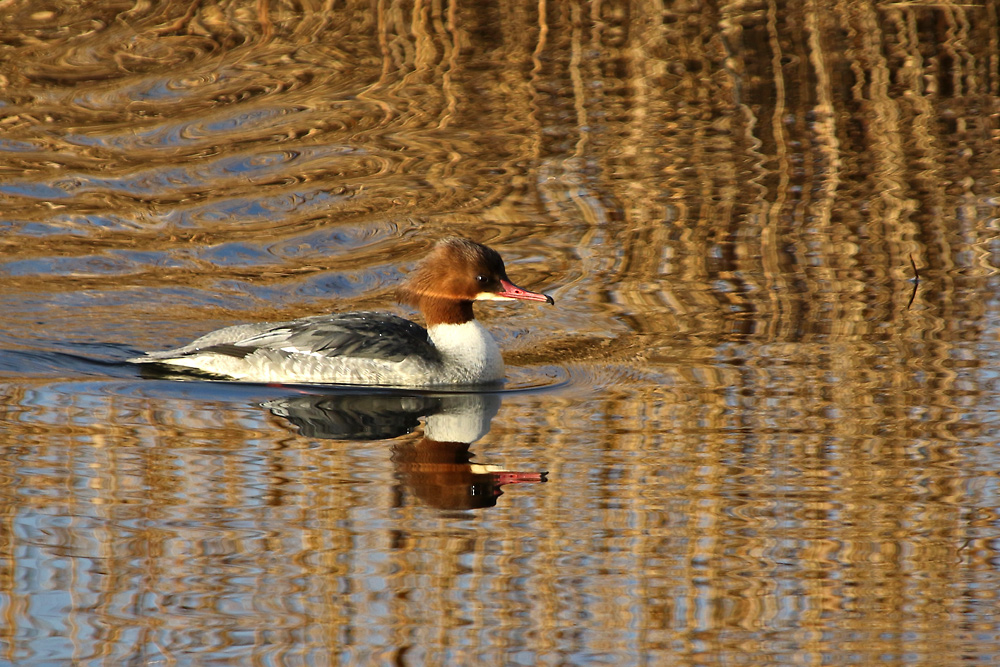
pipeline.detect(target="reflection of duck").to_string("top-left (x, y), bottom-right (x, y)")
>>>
top-left (131, 238), bottom-right (554, 386)
top-left (264, 392), bottom-right (546, 510)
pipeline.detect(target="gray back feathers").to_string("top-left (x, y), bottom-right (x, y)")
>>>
top-left (152, 312), bottom-right (441, 364)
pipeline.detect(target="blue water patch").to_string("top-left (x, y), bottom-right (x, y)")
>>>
top-left (292, 265), bottom-right (404, 301)
top-left (3, 214), bottom-right (147, 237)
top-left (0, 181), bottom-right (75, 199)
top-left (49, 213), bottom-right (148, 232)
top-left (196, 242), bottom-right (274, 268)
top-left (161, 186), bottom-right (352, 228)
top-left (0, 249), bottom-right (193, 278)
top-left (0, 138), bottom-right (42, 152)
top-left (214, 151), bottom-right (297, 175)
top-left (203, 107), bottom-right (297, 134)
top-left (130, 78), bottom-right (175, 101)
top-left (63, 106), bottom-right (311, 152)
top-left (16, 222), bottom-right (91, 237)
top-left (183, 198), bottom-right (279, 224)
top-left (0, 144), bottom-right (359, 200)
top-left (267, 223), bottom-right (392, 260)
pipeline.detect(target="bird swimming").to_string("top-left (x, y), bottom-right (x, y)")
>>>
top-left (129, 237), bottom-right (554, 386)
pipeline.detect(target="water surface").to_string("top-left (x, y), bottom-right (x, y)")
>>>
top-left (2, 1), bottom-right (999, 665)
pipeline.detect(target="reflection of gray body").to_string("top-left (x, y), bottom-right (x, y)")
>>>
top-left (264, 392), bottom-right (501, 442)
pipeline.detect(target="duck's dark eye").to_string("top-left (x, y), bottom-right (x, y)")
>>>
top-left (476, 275), bottom-right (488, 284)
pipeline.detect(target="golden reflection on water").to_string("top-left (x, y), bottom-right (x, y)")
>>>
top-left (1, 0), bottom-right (1000, 664)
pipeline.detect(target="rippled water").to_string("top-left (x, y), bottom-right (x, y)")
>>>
top-left (3, 1), bottom-right (1000, 665)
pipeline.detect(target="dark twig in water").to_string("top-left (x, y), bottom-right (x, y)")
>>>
top-left (908, 254), bottom-right (919, 310)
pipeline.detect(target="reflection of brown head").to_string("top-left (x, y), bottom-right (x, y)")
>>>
top-left (394, 438), bottom-right (546, 510)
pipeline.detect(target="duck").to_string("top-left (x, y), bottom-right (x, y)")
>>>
top-left (129, 237), bottom-right (554, 386)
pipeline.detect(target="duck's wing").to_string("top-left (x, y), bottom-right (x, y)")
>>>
top-left (198, 312), bottom-right (441, 363)
top-left (133, 312), bottom-right (441, 364)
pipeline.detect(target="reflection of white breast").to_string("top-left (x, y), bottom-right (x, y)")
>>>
top-left (427, 320), bottom-right (505, 384)
top-left (424, 394), bottom-right (502, 443)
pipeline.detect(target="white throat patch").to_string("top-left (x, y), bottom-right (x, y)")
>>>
top-left (474, 291), bottom-right (516, 301)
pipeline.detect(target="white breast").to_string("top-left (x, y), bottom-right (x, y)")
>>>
top-left (427, 320), bottom-right (505, 384)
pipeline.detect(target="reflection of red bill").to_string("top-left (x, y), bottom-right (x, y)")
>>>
top-left (494, 471), bottom-right (548, 485)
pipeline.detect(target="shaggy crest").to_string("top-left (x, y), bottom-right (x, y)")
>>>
top-left (397, 237), bottom-right (508, 309)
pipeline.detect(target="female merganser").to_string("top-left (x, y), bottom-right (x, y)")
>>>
top-left (129, 237), bottom-right (554, 386)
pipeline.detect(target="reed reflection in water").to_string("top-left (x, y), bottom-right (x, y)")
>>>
top-left (1, 0), bottom-right (999, 665)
